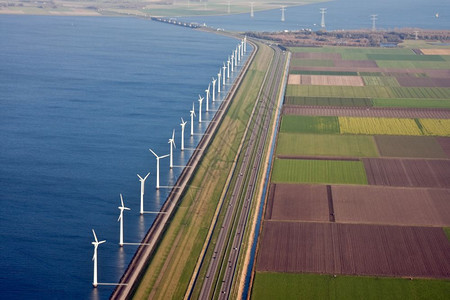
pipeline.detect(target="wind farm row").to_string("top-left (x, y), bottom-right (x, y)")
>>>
top-left (90, 36), bottom-right (248, 289)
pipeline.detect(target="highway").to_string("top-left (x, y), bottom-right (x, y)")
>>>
top-left (110, 36), bottom-right (257, 300)
top-left (189, 44), bottom-right (288, 299)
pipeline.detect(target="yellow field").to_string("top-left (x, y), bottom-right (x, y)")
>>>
top-left (287, 74), bottom-right (301, 85)
top-left (339, 117), bottom-right (423, 136)
top-left (420, 49), bottom-right (450, 55)
top-left (419, 119), bottom-right (450, 136)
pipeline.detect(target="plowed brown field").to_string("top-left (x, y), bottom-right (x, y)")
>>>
top-left (334, 60), bottom-right (378, 68)
top-left (256, 221), bottom-right (450, 278)
top-left (375, 136), bottom-right (449, 158)
top-left (332, 185), bottom-right (450, 226)
top-left (282, 105), bottom-right (450, 119)
top-left (265, 184), bottom-right (330, 221)
top-left (396, 77), bottom-right (450, 87)
top-left (363, 158), bottom-right (450, 188)
top-left (437, 137), bottom-right (450, 157)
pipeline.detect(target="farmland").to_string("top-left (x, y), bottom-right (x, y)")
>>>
top-left (271, 158), bottom-right (368, 185)
top-left (250, 45), bottom-right (450, 300)
top-left (252, 272), bottom-right (450, 300)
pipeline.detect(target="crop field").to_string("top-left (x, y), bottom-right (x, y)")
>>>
top-left (300, 75), bottom-right (365, 86)
top-left (420, 119), bottom-right (450, 136)
top-left (362, 76), bottom-right (400, 87)
top-left (421, 49), bottom-right (450, 55)
top-left (292, 52), bottom-right (342, 59)
top-left (334, 59), bottom-right (378, 68)
top-left (374, 136), bottom-right (448, 158)
top-left (376, 60), bottom-right (450, 69)
top-left (372, 98), bottom-right (450, 109)
top-left (256, 221), bottom-right (450, 278)
top-left (332, 185), bottom-right (450, 226)
top-left (286, 85), bottom-right (450, 99)
top-left (251, 272), bottom-right (450, 300)
top-left (284, 96), bottom-right (372, 107)
top-left (363, 158), bottom-right (450, 188)
top-left (437, 137), bottom-right (450, 157)
top-left (396, 77), bottom-right (450, 87)
top-left (367, 54), bottom-right (446, 62)
top-left (271, 158), bottom-right (367, 185)
top-left (265, 183), bottom-right (329, 221)
top-left (283, 105), bottom-right (450, 119)
top-left (276, 133), bottom-right (378, 157)
top-left (290, 70), bottom-right (358, 76)
top-left (339, 117), bottom-right (423, 135)
top-left (279, 115), bottom-right (339, 134)
top-left (290, 59), bottom-right (334, 67)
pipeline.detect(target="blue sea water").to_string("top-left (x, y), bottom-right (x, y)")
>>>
top-left (0, 15), bottom-right (249, 299)
top-left (180, 0), bottom-right (450, 31)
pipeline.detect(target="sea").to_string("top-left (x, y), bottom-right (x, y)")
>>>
top-left (0, 15), bottom-right (249, 300)
top-left (1, 0), bottom-right (449, 299)
top-left (180, 0), bottom-right (450, 31)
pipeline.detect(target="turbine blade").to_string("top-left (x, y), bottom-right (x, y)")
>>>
top-left (92, 253), bottom-right (96, 261)
top-left (99, 240), bottom-right (106, 244)
top-left (160, 154), bottom-right (170, 159)
top-left (181, 117), bottom-right (184, 124)
top-left (124, 207), bottom-right (131, 210)
top-left (144, 172), bottom-right (150, 180)
top-left (118, 214), bottom-right (122, 222)
top-left (172, 129), bottom-right (175, 140)
top-left (149, 149), bottom-right (157, 157)
top-left (120, 194), bottom-right (125, 208)
top-left (92, 229), bottom-right (98, 243)
top-left (137, 174), bottom-right (143, 180)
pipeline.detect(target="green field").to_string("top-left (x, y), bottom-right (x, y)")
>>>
top-left (290, 70), bottom-right (358, 76)
top-left (271, 158), bottom-right (367, 184)
top-left (362, 76), bottom-right (400, 87)
top-left (280, 115), bottom-right (340, 134)
top-left (373, 98), bottom-right (450, 109)
top-left (291, 59), bottom-right (334, 67)
top-left (276, 133), bottom-right (379, 157)
top-left (251, 272), bottom-right (450, 300)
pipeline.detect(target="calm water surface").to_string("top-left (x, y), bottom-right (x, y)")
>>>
top-left (181, 0), bottom-right (449, 31)
top-left (0, 15), bottom-right (248, 299)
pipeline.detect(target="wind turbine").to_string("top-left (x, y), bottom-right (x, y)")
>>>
top-left (211, 77), bottom-right (216, 102)
top-left (190, 102), bottom-right (196, 136)
top-left (118, 194), bottom-right (130, 247)
top-left (230, 53), bottom-right (234, 72)
top-left (137, 172), bottom-right (150, 215)
top-left (234, 48), bottom-right (238, 66)
top-left (244, 35), bottom-right (247, 52)
top-left (149, 149), bottom-right (169, 189)
top-left (222, 63), bottom-right (226, 86)
top-left (198, 94), bottom-right (204, 123)
top-left (91, 229), bottom-right (106, 288)
top-left (205, 83), bottom-right (210, 111)
top-left (180, 118), bottom-right (187, 150)
top-left (168, 129), bottom-right (176, 169)
top-left (241, 39), bottom-right (244, 56)
top-left (227, 57), bottom-right (231, 78)
top-left (217, 71), bottom-right (221, 93)
top-left (238, 44), bottom-right (242, 62)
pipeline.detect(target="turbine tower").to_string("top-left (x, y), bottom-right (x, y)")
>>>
top-left (227, 57), bottom-right (231, 78)
top-left (222, 63), bottom-right (226, 86)
top-left (190, 102), bottom-right (196, 136)
top-left (137, 172), bottom-right (150, 215)
top-left (235, 48), bottom-right (238, 66)
top-left (91, 229), bottom-right (106, 288)
top-left (230, 53), bottom-right (234, 72)
top-left (180, 118), bottom-right (187, 150)
top-left (217, 71), bottom-right (221, 93)
top-left (250, 2), bottom-right (254, 18)
top-left (211, 77), bottom-right (216, 102)
top-left (281, 6), bottom-right (286, 22)
top-left (244, 36), bottom-right (247, 53)
top-left (118, 194), bottom-right (130, 247)
top-left (238, 44), bottom-right (242, 62)
top-left (371, 14), bottom-right (378, 32)
top-left (320, 8), bottom-right (326, 29)
top-left (198, 94), bottom-right (204, 123)
top-left (149, 149), bottom-right (169, 189)
top-left (205, 83), bottom-right (210, 111)
top-left (241, 39), bottom-right (244, 56)
top-left (168, 129), bottom-right (176, 169)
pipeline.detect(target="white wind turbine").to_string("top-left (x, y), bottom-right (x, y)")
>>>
top-left (149, 149), bottom-right (169, 189)
top-left (222, 63), bottom-right (226, 85)
top-left (190, 102), bottom-right (196, 136)
top-left (244, 35), bottom-right (247, 52)
top-left (234, 48), bottom-right (238, 66)
top-left (241, 39), bottom-right (245, 56)
top-left (217, 71), bottom-right (221, 93)
top-left (205, 83), bottom-right (210, 111)
top-left (180, 117), bottom-right (187, 150)
top-left (137, 172), bottom-right (150, 215)
top-left (198, 94), bottom-right (204, 123)
top-left (118, 194), bottom-right (130, 247)
top-left (91, 229), bottom-right (106, 288)
top-left (168, 129), bottom-right (176, 169)
top-left (230, 53), bottom-right (234, 72)
top-left (227, 57), bottom-right (231, 78)
top-left (238, 44), bottom-right (242, 62)
top-left (211, 77), bottom-right (216, 102)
